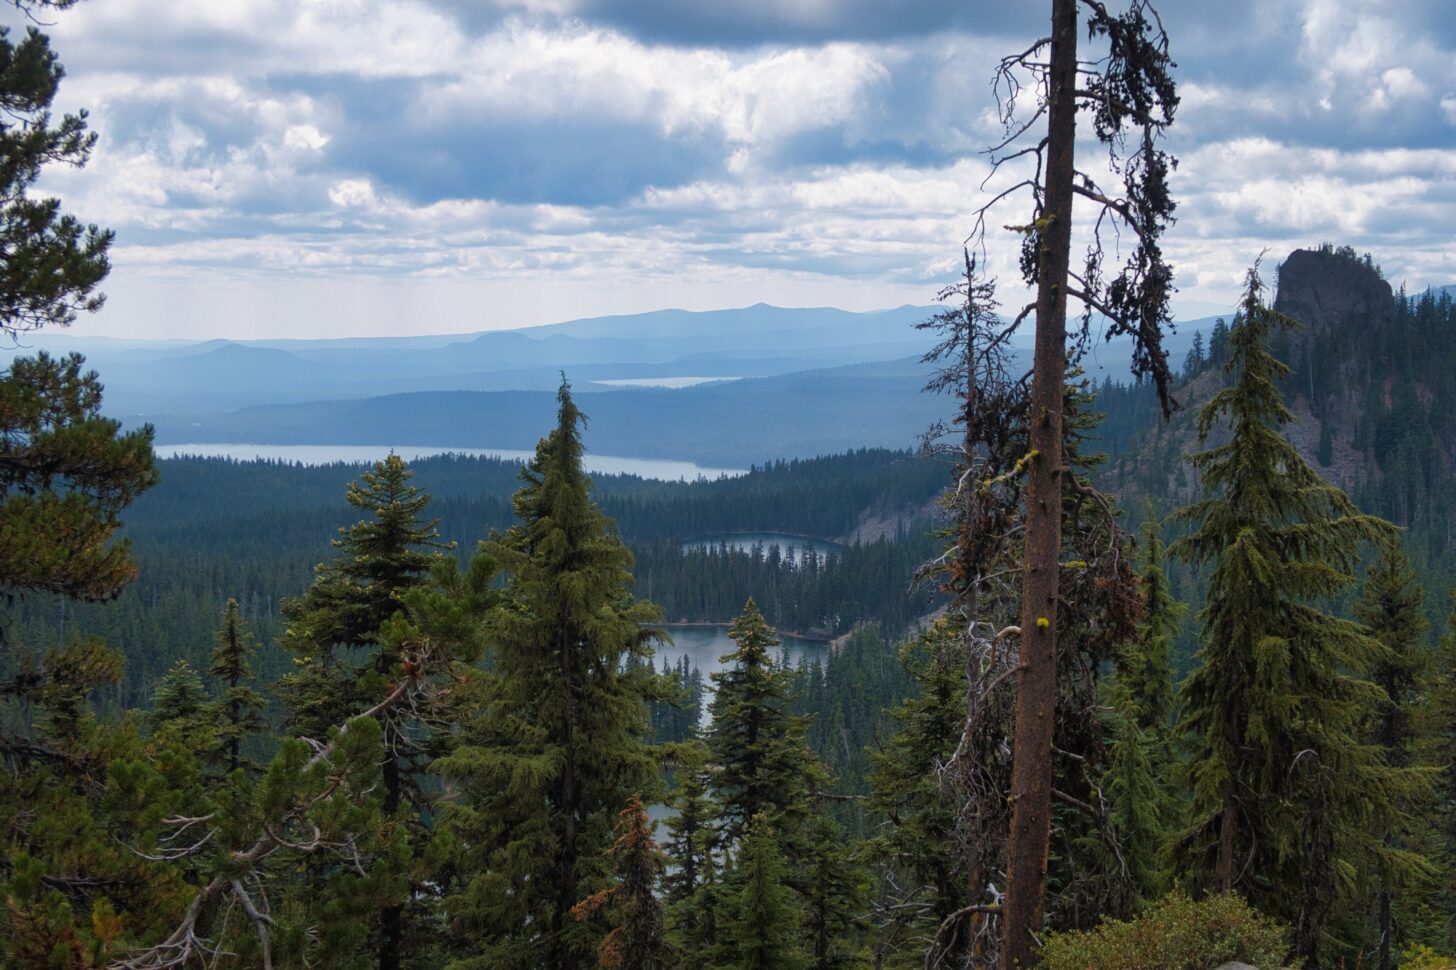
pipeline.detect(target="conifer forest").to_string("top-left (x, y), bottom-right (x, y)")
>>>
top-left (3, 1), bottom-right (1456, 968)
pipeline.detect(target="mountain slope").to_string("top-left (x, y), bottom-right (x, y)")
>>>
top-left (1103, 246), bottom-right (1456, 582)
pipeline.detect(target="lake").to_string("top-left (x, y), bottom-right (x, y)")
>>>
top-left (652, 623), bottom-right (826, 722)
top-left (682, 531), bottom-right (844, 566)
top-left (154, 443), bottom-right (748, 481)
top-left (590, 376), bottom-right (741, 389)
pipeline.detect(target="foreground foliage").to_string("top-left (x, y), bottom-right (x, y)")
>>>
top-left (1039, 890), bottom-right (1291, 970)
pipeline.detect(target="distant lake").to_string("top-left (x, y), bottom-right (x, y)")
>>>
top-left (591, 376), bottom-right (741, 389)
top-left (154, 443), bottom-right (747, 481)
top-left (682, 531), bottom-right (844, 566)
top-left (652, 624), bottom-right (826, 723)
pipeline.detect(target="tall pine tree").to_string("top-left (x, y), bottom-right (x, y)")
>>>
top-left (1172, 263), bottom-right (1400, 967)
top-left (1353, 539), bottom-right (1430, 970)
top-left (207, 597), bottom-right (267, 775)
top-left (1100, 507), bottom-right (1182, 905)
top-left (707, 598), bottom-right (827, 849)
top-left (278, 453), bottom-right (450, 970)
top-left (438, 380), bottom-right (662, 970)
top-left (714, 815), bottom-right (810, 970)
top-left (571, 795), bottom-right (672, 970)
top-left (1423, 592), bottom-right (1456, 953)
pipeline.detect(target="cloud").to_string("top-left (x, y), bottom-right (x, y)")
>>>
top-left (3, 0), bottom-right (1451, 339)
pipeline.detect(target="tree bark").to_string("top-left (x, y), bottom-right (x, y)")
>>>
top-left (1001, 0), bottom-right (1077, 964)
top-left (1216, 798), bottom-right (1236, 892)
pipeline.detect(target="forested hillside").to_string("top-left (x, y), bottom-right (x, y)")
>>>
top-left (2, 448), bottom-right (943, 708)
top-left (1099, 248), bottom-right (1456, 650)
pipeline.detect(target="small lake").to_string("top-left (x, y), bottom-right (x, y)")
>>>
top-left (154, 444), bottom-right (747, 482)
top-left (652, 624), bottom-right (826, 722)
top-left (682, 531), bottom-right (843, 566)
top-left (591, 376), bottom-right (741, 389)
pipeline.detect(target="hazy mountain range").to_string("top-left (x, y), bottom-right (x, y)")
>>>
top-left (5, 299), bottom-right (1245, 465)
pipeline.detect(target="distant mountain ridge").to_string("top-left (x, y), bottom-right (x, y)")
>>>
top-left (151, 356), bottom-right (946, 467)
top-left (9, 303), bottom-right (941, 416)
top-left (8, 287), bottom-right (1335, 468)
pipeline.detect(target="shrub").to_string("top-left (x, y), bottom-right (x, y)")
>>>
top-left (1401, 945), bottom-right (1456, 970)
top-left (1040, 889), bottom-right (1292, 970)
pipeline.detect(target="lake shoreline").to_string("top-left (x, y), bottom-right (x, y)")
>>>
top-left (153, 443), bottom-right (748, 482)
top-left (655, 620), bottom-right (834, 644)
top-left (680, 529), bottom-right (844, 547)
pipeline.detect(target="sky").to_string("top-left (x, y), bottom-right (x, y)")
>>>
top-left (13, 0), bottom-right (1456, 340)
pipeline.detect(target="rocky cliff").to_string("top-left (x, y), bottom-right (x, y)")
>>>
top-left (1273, 247), bottom-right (1394, 336)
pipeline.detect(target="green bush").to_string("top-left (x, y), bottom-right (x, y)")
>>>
top-left (1040, 889), bottom-right (1292, 970)
top-left (1400, 945), bottom-right (1456, 970)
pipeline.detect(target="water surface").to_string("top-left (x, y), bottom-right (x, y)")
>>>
top-left (591, 376), bottom-right (741, 389)
top-left (652, 623), bottom-right (825, 723)
top-left (155, 443), bottom-right (747, 481)
top-left (682, 531), bottom-right (843, 566)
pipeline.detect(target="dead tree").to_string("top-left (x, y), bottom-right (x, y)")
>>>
top-left (915, 254), bottom-right (1026, 967)
top-left (969, 1), bottom-right (1179, 964)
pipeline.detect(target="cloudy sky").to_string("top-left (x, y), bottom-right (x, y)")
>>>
top-left (15, 0), bottom-right (1456, 339)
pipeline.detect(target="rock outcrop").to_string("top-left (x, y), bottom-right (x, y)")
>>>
top-left (1274, 247), bottom-right (1394, 337)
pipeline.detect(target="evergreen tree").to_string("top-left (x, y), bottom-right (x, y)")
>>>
top-left (1119, 507), bottom-right (1182, 733)
top-left (147, 658), bottom-right (209, 732)
top-left (1, 352), bottom-right (156, 611)
top-left (278, 453), bottom-right (451, 970)
top-left (1100, 691), bottom-right (1169, 907)
top-left (207, 597), bottom-right (267, 774)
top-left (1209, 317), bottom-right (1231, 367)
top-left (1353, 539), bottom-right (1430, 970)
top-left (1098, 511), bottom-right (1181, 905)
top-left (875, 253), bottom-right (1025, 966)
top-left (280, 454), bottom-right (447, 733)
top-left (1183, 331), bottom-right (1206, 378)
top-left (801, 814), bottom-right (869, 970)
top-left (118, 694), bottom-right (424, 970)
top-left (571, 795), bottom-right (672, 970)
top-left (662, 756), bottom-right (719, 917)
top-left (1172, 263), bottom-right (1401, 967)
top-left (1042, 382), bottom-right (1146, 929)
top-left (0, 12), bottom-right (167, 951)
top-left (678, 849), bottom-right (729, 959)
top-left (0, 0), bottom-right (150, 635)
top-left (1317, 420), bottom-right (1335, 467)
top-left (0, 641), bottom-right (195, 967)
top-left (708, 598), bottom-right (828, 850)
top-left (866, 621), bottom-right (987, 966)
top-left (714, 815), bottom-right (810, 970)
top-left (438, 380), bottom-right (662, 970)
top-left (1423, 592), bottom-right (1456, 953)
top-left (0, 9), bottom-right (113, 340)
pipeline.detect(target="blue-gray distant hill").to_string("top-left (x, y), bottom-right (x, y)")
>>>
top-left (12, 298), bottom-right (1228, 463)
top-left (10, 303), bottom-right (942, 416)
top-left (151, 357), bottom-right (945, 467)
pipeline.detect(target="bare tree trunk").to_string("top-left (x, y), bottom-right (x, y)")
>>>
top-left (1001, 0), bottom-right (1077, 964)
top-left (1216, 799), bottom-right (1236, 892)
